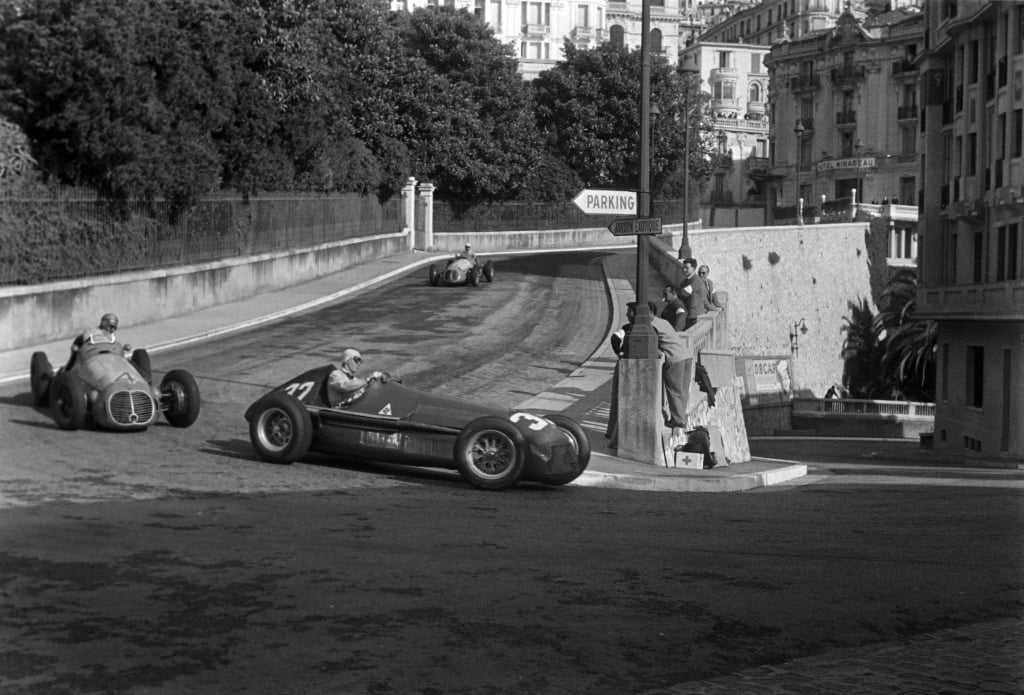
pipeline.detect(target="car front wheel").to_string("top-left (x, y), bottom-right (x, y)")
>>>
top-left (249, 393), bottom-right (313, 464)
top-left (454, 416), bottom-right (526, 490)
top-left (30, 351), bottom-right (53, 406)
top-left (161, 369), bottom-right (201, 427)
top-left (49, 371), bottom-right (87, 430)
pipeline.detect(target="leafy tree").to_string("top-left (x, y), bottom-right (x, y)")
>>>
top-left (532, 41), bottom-right (713, 199)
top-left (389, 7), bottom-right (543, 200)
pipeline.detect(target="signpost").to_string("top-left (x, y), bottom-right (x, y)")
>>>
top-left (572, 189), bottom-right (637, 216)
top-left (608, 217), bottom-right (661, 237)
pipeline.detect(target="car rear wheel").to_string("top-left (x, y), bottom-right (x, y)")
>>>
top-left (49, 371), bottom-right (86, 430)
top-left (161, 369), bottom-right (201, 428)
top-left (249, 393), bottom-right (313, 464)
top-left (536, 414), bottom-right (591, 486)
top-left (429, 265), bottom-right (440, 286)
top-left (131, 348), bottom-right (152, 383)
top-left (454, 416), bottom-right (526, 490)
top-left (483, 261), bottom-right (495, 282)
top-left (467, 268), bottom-right (479, 287)
top-left (30, 351), bottom-right (53, 407)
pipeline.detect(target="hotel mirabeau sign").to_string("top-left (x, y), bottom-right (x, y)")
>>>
top-left (816, 156), bottom-right (876, 173)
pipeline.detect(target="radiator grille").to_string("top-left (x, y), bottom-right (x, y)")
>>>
top-left (109, 390), bottom-right (155, 426)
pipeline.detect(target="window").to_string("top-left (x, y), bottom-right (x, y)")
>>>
top-left (1014, 110), bottom-right (1023, 157)
top-left (609, 25), bottom-right (624, 47)
top-left (967, 132), bottom-right (977, 176)
top-left (997, 223), bottom-right (1019, 281)
top-left (748, 83), bottom-right (762, 102)
top-left (474, 0), bottom-right (484, 19)
top-left (899, 176), bottom-right (915, 204)
top-left (651, 29), bottom-right (662, 54)
top-left (966, 345), bottom-right (984, 409)
top-left (901, 125), bottom-right (916, 155)
top-left (713, 81), bottom-right (735, 99)
top-left (719, 51), bottom-right (732, 68)
top-left (489, 0), bottom-right (501, 28)
top-left (751, 53), bottom-right (760, 73)
top-left (577, 4), bottom-right (588, 27)
top-left (969, 40), bottom-right (979, 83)
top-left (940, 343), bottom-right (949, 402)
top-left (973, 229), bottom-right (984, 282)
top-left (522, 2), bottom-right (549, 27)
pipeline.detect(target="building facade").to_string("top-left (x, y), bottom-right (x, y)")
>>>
top-left (680, 41), bottom-right (771, 206)
top-left (765, 7), bottom-right (922, 215)
top-left (916, 0), bottom-right (1024, 460)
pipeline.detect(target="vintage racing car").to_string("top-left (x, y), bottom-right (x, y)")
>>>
top-left (244, 365), bottom-right (590, 490)
top-left (30, 336), bottom-right (201, 431)
top-left (428, 255), bottom-right (495, 287)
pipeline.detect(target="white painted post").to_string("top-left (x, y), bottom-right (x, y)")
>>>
top-left (401, 177), bottom-right (417, 250)
top-left (417, 182), bottom-right (435, 251)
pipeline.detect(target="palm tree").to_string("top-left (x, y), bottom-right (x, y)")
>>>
top-left (878, 269), bottom-right (936, 401)
top-left (840, 297), bottom-right (888, 398)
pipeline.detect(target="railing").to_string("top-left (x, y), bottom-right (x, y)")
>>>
top-left (790, 74), bottom-right (820, 90)
top-left (523, 23), bottom-right (549, 35)
top-left (793, 398), bottom-right (936, 417)
top-left (892, 58), bottom-right (917, 75)
top-left (830, 65), bottom-right (866, 84)
top-left (897, 105), bottom-right (918, 120)
top-left (835, 110), bottom-right (856, 125)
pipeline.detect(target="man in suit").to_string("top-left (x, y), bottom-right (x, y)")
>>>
top-left (678, 258), bottom-right (717, 330)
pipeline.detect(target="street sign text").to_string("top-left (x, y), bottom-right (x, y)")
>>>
top-left (573, 189), bottom-right (637, 215)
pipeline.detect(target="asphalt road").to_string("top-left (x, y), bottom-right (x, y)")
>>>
top-left (2, 250), bottom-right (1022, 694)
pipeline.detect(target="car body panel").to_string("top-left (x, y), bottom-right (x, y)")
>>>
top-left (244, 365), bottom-right (586, 483)
top-left (429, 256), bottom-right (494, 287)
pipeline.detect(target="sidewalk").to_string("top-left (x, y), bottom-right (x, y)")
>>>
top-left (0, 248), bottom-right (807, 492)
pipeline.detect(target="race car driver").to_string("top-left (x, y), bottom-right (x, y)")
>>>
top-left (327, 347), bottom-right (389, 407)
top-left (65, 312), bottom-right (131, 369)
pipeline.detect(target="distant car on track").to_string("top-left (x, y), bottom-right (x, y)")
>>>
top-left (429, 255), bottom-right (495, 287)
top-left (244, 365), bottom-right (590, 490)
top-left (30, 338), bottom-right (200, 431)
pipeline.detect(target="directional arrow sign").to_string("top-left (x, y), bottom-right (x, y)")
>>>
top-left (608, 216), bottom-right (662, 236)
top-left (573, 189), bottom-right (637, 215)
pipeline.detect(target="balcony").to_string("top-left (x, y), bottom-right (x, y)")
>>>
top-left (571, 26), bottom-right (603, 42)
top-left (891, 58), bottom-right (918, 75)
top-left (897, 105), bottom-right (918, 120)
top-left (522, 23), bottom-right (549, 36)
top-left (835, 110), bottom-right (856, 125)
top-left (744, 156), bottom-right (770, 174)
top-left (790, 74), bottom-right (820, 91)
top-left (830, 64), bottom-right (866, 86)
top-left (917, 279), bottom-right (1024, 321)
top-left (710, 66), bottom-right (739, 80)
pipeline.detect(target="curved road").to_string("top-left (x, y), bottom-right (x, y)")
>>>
top-left (0, 249), bottom-right (618, 507)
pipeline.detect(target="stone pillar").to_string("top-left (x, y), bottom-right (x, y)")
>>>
top-left (401, 177), bottom-right (417, 250)
top-left (616, 357), bottom-right (664, 465)
top-left (417, 182), bottom-right (435, 250)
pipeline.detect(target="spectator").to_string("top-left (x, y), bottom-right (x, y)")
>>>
top-left (659, 285), bottom-right (687, 331)
top-left (66, 312), bottom-right (130, 369)
top-left (678, 258), bottom-right (717, 330)
top-left (698, 264), bottom-right (722, 308)
top-left (327, 347), bottom-right (389, 407)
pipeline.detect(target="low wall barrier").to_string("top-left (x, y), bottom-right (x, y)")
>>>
top-left (791, 397), bottom-right (935, 439)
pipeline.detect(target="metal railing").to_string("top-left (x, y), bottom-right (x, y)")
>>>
top-left (793, 398), bottom-right (936, 417)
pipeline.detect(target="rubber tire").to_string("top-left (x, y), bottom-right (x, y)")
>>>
top-left (249, 392), bottom-right (313, 464)
top-left (483, 261), bottom-right (495, 282)
top-left (161, 369), bottom-right (201, 428)
top-left (131, 348), bottom-right (152, 383)
top-left (429, 265), bottom-right (440, 286)
top-left (537, 414), bottom-right (592, 486)
top-left (454, 416), bottom-right (527, 490)
top-left (30, 351), bottom-right (53, 407)
top-left (49, 371), bottom-right (87, 431)
top-left (467, 268), bottom-right (479, 287)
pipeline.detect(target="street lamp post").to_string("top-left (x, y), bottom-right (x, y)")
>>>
top-left (854, 138), bottom-right (863, 203)
top-left (622, 0), bottom-right (658, 361)
top-left (794, 120), bottom-right (805, 224)
top-left (678, 52), bottom-right (699, 260)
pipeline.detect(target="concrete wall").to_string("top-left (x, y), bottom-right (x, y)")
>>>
top-left (657, 222), bottom-right (878, 398)
top-left (0, 232), bottom-right (409, 352)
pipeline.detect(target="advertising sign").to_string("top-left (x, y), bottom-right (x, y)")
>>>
top-left (736, 356), bottom-right (793, 406)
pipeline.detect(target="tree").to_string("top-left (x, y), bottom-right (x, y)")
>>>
top-left (532, 41), bottom-right (713, 196)
top-left (878, 269), bottom-right (936, 401)
top-left (840, 297), bottom-right (887, 399)
top-left (389, 7), bottom-right (543, 200)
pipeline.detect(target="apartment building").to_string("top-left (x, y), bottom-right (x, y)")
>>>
top-left (765, 7), bottom-right (922, 219)
top-left (680, 41), bottom-right (772, 206)
top-left (699, 0), bottom-right (865, 46)
top-left (917, 1), bottom-right (1024, 459)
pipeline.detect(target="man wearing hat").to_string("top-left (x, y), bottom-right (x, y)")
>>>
top-left (66, 312), bottom-right (131, 369)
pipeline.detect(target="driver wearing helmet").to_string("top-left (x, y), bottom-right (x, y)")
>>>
top-left (327, 347), bottom-right (389, 407)
top-left (456, 243), bottom-right (477, 264)
top-left (65, 313), bottom-right (131, 369)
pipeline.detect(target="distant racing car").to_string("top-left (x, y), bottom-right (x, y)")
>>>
top-left (428, 255), bottom-right (495, 287)
top-left (244, 365), bottom-right (590, 490)
top-left (30, 336), bottom-right (201, 431)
